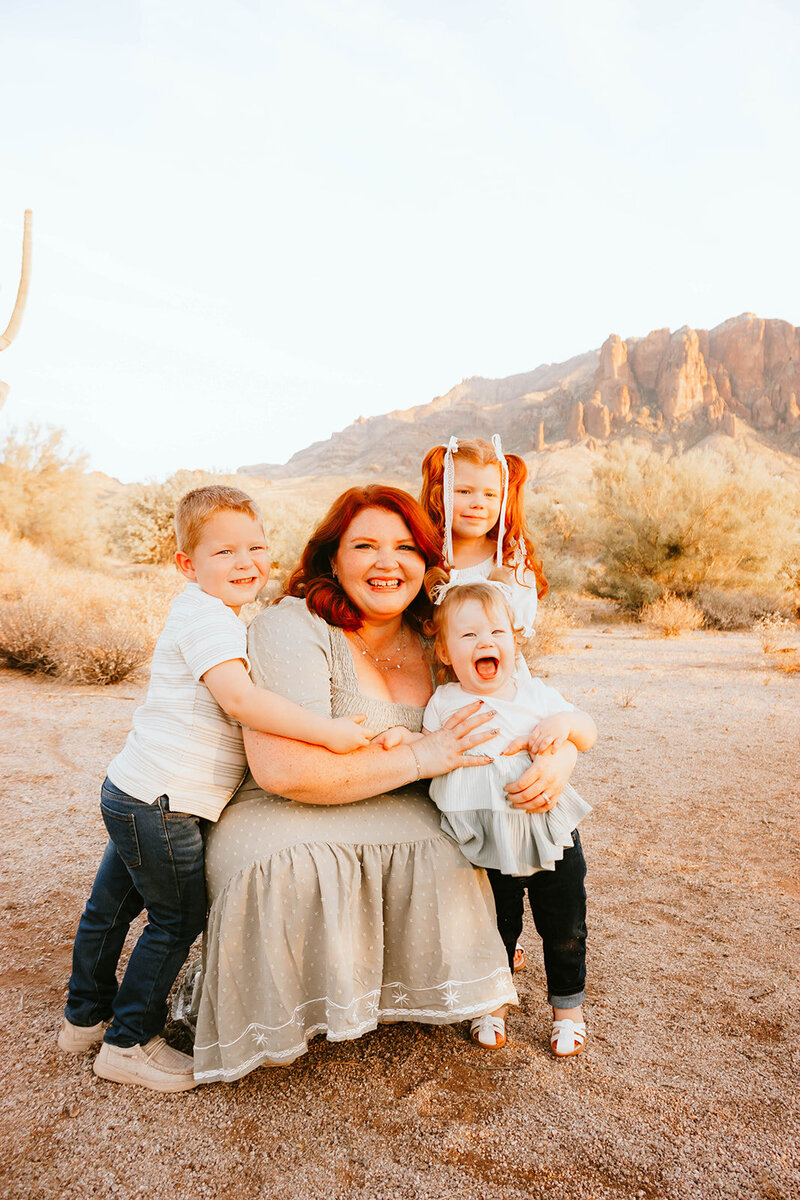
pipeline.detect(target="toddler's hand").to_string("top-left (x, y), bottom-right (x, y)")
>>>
top-left (324, 715), bottom-right (374, 753)
top-left (503, 713), bottom-right (571, 757)
top-left (371, 726), bottom-right (422, 750)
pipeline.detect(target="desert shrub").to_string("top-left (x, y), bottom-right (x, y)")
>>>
top-left (694, 587), bottom-right (789, 631)
top-left (56, 621), bottom-right (149, 685)
top-left (641, 593), bottom-right (704, 637)
top-left (754, 613), bottom-right (797, 654)
top-left (522, 598), bottom-right (577, 665)
top-left (109, 471), bottom-right (322, 578)
top-left (0, 530), bottom-right (182, 684)
top-left (0, 600), bottom-right (62, 673)
top-left (589, 441), bottom-right (800, 610)
top-left (108, 471), bottom-right (217, 565)
top-left (0, 425), bottom-right (102, 564)
top-left (526, 489), bottom-right (593, 593)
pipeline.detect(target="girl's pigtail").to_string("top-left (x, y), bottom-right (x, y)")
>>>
top-left (503, 453), bottom-right (549, 600)
top-left (419, 445), bottom-right (448, 560)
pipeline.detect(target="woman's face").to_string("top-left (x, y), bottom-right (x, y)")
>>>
top-left (333, 506), bottom-right (426, 624)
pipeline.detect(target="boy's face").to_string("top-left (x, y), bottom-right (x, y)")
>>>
top-left (175, 510), bottom-right (270, 613)
top-left (438, 596), bottom-right (516, 697)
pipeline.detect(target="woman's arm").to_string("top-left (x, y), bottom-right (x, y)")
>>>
top-left (244, 702), bottom-right (496, 805)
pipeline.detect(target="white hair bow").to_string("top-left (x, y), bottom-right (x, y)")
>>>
top-left (431, 576), bottom-right (513, 608)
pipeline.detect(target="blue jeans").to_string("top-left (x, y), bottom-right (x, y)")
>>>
top-left (65, 778), bottom-right (207, 1047)
top-left (487, 830), bottom-right (587, 1009)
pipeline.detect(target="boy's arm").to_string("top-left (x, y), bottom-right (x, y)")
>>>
top-left (202, 658), bottom-right (372, 753)
top-left (504, 709), bottom-right (597, 756)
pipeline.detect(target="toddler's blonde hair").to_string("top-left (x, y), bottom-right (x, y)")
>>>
top-left (424, 567), bottom-right (519, 681)
top-left (174, 485), bottom-right (264, 555)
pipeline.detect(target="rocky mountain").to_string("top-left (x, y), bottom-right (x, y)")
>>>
top-left (240, 314), bottom-right (800, 481)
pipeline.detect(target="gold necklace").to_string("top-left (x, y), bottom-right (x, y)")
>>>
top-left (354, 625), bottom-right (408, 670)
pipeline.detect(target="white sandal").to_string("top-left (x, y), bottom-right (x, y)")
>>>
top-left (470, 1014), bottom-right (507, 1049)
top-left (550, 1018), bottom-right (587, 1058)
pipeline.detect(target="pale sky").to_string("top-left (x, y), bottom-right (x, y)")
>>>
top-left (1, 0), bottom-right (798, 482)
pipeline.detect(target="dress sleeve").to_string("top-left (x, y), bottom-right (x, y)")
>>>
top-left (246, 597), bottom-right (334, 718)
top-left (509, 567), bottom-right (539, 639)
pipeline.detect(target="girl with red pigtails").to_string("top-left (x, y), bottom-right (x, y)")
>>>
top-left (419, 437), bottom-right (593, 1058)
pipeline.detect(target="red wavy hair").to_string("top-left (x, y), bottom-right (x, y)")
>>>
top-left (419, 438), bottom-right (548, 599)
top-left (283, 485), bottom-right (441, 631)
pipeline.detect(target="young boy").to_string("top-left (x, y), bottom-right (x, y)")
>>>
top-left (59, 485), bottom-right (370, 1091)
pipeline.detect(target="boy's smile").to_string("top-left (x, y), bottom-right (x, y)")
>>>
top-left (440, 597), bottom-right (517, 699)
top-left (176, 511), bottom-right (270, 613)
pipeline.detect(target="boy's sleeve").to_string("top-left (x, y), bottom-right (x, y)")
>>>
top-left (176, 603), bottom-right (250, 683)
top-left (246, 598), bottom-right (334, 717)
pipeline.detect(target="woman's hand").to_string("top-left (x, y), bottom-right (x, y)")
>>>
top-left (502, 741), bottom-right (578, 813)
top-left (414, 701), bottom-right (497, 779)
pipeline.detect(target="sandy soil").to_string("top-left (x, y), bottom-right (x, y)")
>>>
top-left (1, 625), bottom-right (798, 1200)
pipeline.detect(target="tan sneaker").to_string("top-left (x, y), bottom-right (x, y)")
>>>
top-left (93, 1036), bottom-right (197, 1092)
top-left (58, 1018), bottom-right (106, 1053)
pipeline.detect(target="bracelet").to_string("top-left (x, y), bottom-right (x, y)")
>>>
top-left (408, 744), bottom-right (423, 782)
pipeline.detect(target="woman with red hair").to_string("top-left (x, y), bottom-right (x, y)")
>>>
top-left (189, 485), bottom-right (517, 1081)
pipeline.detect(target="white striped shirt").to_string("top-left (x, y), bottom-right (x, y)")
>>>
top-left (107, 582), bottom-right (250, 821)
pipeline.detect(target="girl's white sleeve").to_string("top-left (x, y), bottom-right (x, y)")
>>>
top-left (422, 690), bottom-right (444, 733)
top-left (510, 566), bottom-right (539, 639)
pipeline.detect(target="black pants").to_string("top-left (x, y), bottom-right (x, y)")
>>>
top-left (487, 830), bottom-right (587, 1008)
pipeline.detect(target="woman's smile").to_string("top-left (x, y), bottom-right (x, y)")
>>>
top-left (334, 507), bottom-right (426, 621)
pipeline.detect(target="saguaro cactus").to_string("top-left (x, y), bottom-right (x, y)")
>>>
top-left (0, 209), bottom-right (33, 412)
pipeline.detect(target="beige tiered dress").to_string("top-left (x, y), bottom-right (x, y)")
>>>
top-left (191, 598), bottom-right (516, 1083)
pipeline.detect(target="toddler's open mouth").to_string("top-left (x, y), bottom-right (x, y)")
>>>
top-left (474, 655), bottom-right (499, 680)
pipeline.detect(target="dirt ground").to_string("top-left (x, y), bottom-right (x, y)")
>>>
top-left (1, 624), bottom-right (798, 1200)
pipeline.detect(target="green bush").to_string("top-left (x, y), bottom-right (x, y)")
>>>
top-left (109, 470), bottom-right (216, 564)
top-left (109, 471), bottom-right (322, 578)
top-left (588, 441), bottom-right (800, 610)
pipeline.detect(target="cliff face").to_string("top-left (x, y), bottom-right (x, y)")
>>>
top-left (241, 314), bottom-right (800, 479)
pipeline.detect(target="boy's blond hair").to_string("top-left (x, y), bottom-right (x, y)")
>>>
top-left (174, 486), bottom-right (264, 555)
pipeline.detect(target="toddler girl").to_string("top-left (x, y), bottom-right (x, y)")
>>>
top-left (422, 576), bottom-right (596, 1057)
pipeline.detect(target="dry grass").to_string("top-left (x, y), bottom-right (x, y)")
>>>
top-left (523, 598), bottom-right (578, 664)
top-left (641, 593), bottom-right (704, 637)
top-left (0, 528), bottom-right (182, 685)
top-left (754, 612), bottom-right (797, 654)
top-left (56, 621), bottom-right (151, 685)
top-left (694, 586), bottom-right (791, 631)
top-left (0, 600), bottom-right (61, 674)
top-left (753, 613), bottom-right (800, 673)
